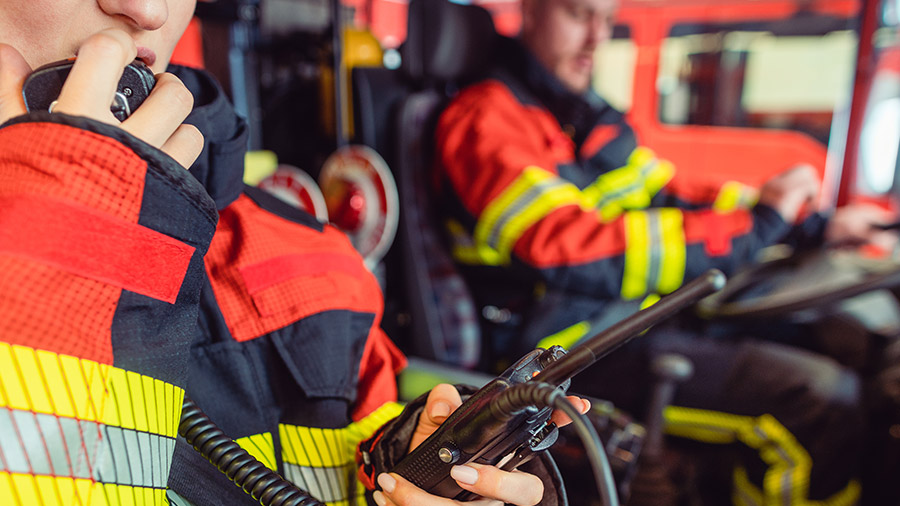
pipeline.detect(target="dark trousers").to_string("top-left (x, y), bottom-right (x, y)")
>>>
top-left (495, 294), bottom-right (865, 504)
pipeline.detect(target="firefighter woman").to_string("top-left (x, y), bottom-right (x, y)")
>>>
top-left (0, 0), bottom-right (588, 505)
top-left (433, 0), bottom-right (894, 503)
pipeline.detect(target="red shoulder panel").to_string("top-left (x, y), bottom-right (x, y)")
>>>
top-left (206, 194), bottom-right (386, 342)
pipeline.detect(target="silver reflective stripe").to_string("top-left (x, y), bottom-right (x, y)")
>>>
top-left (593, 157), bottom-right (659, 210)
top-left (0, 407), bottom-right (175, 488)
top-left (486, 177), bottom-right (567, 250)
top-left (646, 210), bottom-right (663, 292)
top-left (282, 462), bottom-right (352, 503)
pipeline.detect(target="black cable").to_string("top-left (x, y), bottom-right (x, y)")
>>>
top-left (492, 382), bottom-right (620, 506)
top-left (178, 397), bottom-right (326, 506)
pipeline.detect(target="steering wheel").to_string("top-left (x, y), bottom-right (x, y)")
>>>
top-left (696, 245), bottom-right (900, 320)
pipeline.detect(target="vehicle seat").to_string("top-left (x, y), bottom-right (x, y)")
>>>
top-left (350, 0), bottom-right (497, 370)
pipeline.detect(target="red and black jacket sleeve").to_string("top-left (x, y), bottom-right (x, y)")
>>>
top-left (0, 111), bottom-right (217, 385)
top-left (435, 81), bottom-right (792, 301)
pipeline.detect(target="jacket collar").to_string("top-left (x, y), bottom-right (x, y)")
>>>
top-left (496, 38), bottom-right (608, 146)
top-left (169, 65), bottom-right (250, 211)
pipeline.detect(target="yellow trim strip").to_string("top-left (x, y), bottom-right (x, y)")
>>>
top-left (656, 208), bottom-right (686, 294)
top-left (536, 321), bottom-right (592, 351)
top-left (0, 472), bottom-right (167, 506)
top-left (236, 432), bottom-right (277, 471)
top-left (0, 343), bottom-right (183, 437)
top-left (621, 209), bottom-right (686, 299)
top-left (281, 402), bottom-right (403, 468)
top-left (476, 167), bottom-right (584, 265)
top-left (714, 181), bottom-right (759, 214)
top-left (664, 406), bottom-right (861, 506)
top-left (584, 147), bottom-right (675, 211)
top-left (278, 402), bottom-right (403, 506)
top-left (622, 211), bottom-right (651, 299)
top-left (446, 219), bottom-right (504, 266)
top-left (734, 466), bottom-right (764, 506)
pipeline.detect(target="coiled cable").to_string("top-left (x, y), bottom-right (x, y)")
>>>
top-left (179, 397), bottom-right (326, 506)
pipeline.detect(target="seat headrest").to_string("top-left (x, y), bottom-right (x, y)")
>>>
top-left (403, 0), bottom-right (498, 83)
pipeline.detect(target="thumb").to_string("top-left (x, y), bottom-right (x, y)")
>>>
top-left (0, 44), bottom-right (32, 124)
top-left (410, 383), bottom-right (463, 451)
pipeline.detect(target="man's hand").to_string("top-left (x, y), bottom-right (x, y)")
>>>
top-left (758, 164), bottom-right (821, 224)
top-left (826, 203), bottom-right (898, 251)
top-left (0, 29), bottom-right (202, 169)
top-left (372, 383), bottom-right (591, 506)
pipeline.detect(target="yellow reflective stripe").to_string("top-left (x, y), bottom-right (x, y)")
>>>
top-left (0, 343), bottom-right (182, 504)
top-left (475, 166), bottom-right (584, 265)
top-left (279, 402), bottom-right (403, 506)
top-left (622, 209), bottom-right (685, 299)
top-left (734, 466), bottom-right (764, 506)
top-left (236, 432), bottom-right (277, 471)
top-left (645, 158), bottom-right (676, 196)
top-left (0, 343), bottom-right (183, 437)
top-left (345, 401), bottom-right (404, 445)
top-left (622, 211), bottom-right (651, 299)
top-left (1, 472), bottom-right (167, 506)
top-left (281, 402), bottom-right (403, 468)
top-left (714, 181), bottom-right (759, 213)
top-left (622, 208), bottom-right (687, 300)
top-left (657, 208), bottom-right (686, 294)
top-left (446, 219), bottom-right (503, 266)
top-left (584, 147), bottom-right (675, 210)
top-left (536, 321), bottom-right (592, 351)
top-left (809, 481), bottom-right (861, 506)
top-left (664, 407), bottom-right (861, 506)
top-left (734, 467), bottom-right (861, 506)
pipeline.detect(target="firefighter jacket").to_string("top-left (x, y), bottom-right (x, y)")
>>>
top-left (435, 38), bottom-right (822, 354)
top-left (0, 65), bottom-right (405, 506)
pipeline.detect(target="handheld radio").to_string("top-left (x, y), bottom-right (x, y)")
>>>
top-left (391, 270), bottom-right (726, 502)
top-left (23, 58), bottom-right (155, 121)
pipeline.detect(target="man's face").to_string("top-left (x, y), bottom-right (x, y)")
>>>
top-left (521, 0), bottom-right (619, 93)
top-left (0, 0), bottom-right (196, 73)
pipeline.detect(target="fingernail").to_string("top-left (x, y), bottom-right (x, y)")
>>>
top-left (431, 401), bottom-right (451, 419)
top-left (450, 465), bottom-right (479, 485)
top-left (377, 473), bottom-right (396, 493)
top-left (373, 491), bottom-right (387, 506)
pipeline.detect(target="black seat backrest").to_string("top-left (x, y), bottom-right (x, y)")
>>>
top-left (351, 0), bottom-right (497, 369)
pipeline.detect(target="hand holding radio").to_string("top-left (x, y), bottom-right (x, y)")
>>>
top-left (0, 29), bottom-right (202, 169)
top-left (383, 270), bottom-right (726, 505)
top-left (372, 383), bottom-right (591, 506)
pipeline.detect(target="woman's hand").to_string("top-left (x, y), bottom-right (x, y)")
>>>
top-left (0, 29), bottom-right (202, 169)
top-left (373, 383), bottom-right (591, 506)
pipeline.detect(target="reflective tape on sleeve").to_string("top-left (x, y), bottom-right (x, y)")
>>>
top-left (713, 181), bottom-right (759, 214)
top-left (0, 342), bottom-right (183, 505)
top-left (622, 209), bottom-right (685, 299)
top-left (583, 147), bottom-right (675, 221)
top-left (474, 166), bottom-right (584, 265)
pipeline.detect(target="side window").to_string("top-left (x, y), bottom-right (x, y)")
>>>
top-left (857, 0), bottom-right (900, 195)
top-left (593, 26), bottom-right (636, 112)
top-left (658, 17), bottom-right (858, 145)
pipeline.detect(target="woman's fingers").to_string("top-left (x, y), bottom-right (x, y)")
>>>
top-left (53, 29), bottom-right (137, 122)
top-left (0, 44), bottom-right (32, 124)
top-left (550, 396), bottom-right (591, 427)
top-left (375, 472), bottom-right (507, 506)
top-left (159, 123), bottom-right (204, 170)
top-left (410, 384), bottom-right (464, 450)
top-left (123, 70), bottom-right (203, 169)
top-left (452, 464), bottom-right (544, 506)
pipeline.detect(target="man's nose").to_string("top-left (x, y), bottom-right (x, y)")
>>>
top-left (98, 0), bottom-right (169, 31)
top-left (585, 14), bottom-right (612, 48)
